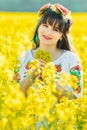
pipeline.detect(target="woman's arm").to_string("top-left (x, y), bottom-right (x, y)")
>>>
top-left (20, 59), bottom-right (45, 95)
top-left (69, 53), bottom-right (83, 98)
top-left (20, 68), bottom-right (37, 95)
top-left (20, 76), bottom-right (32, 95)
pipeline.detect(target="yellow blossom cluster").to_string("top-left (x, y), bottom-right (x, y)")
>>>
top-left (35, 49), bottom-right (52, 62)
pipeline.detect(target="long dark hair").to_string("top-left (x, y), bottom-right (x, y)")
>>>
top-left (33, 10), bottom-right (73, 51)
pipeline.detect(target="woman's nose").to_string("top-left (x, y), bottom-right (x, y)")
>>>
top-left (46, 27), bottom-right (52, 34)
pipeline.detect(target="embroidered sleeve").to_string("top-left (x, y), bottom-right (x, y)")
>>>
top-left (13, 59), bottom-right (21, 83)
top-left (69, 54), bottom-right (83, 98)
top-left (13, 51), bottom-right (29, 83)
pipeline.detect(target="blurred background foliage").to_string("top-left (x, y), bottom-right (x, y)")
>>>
top-left (0, 0), bottom-right (87, 12)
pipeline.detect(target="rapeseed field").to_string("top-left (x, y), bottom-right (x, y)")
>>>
top-left (0, 12), bottom-right (87, 130)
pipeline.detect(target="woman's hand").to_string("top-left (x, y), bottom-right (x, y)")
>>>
top-left (20, 68), bottom-right (37, 95)
top-left (20, 59), bottom-right (46, 95)
top-left (38, 58), bottom-right (46, 69)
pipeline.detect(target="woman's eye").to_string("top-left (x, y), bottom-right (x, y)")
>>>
top-left (43, 24), bottom-right (48, 27)
top-left (53, 28), bottom-right (59, 32)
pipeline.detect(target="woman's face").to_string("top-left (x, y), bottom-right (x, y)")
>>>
top-left (38, 23), bottom-right (62, 47)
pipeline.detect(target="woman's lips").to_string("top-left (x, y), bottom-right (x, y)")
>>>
top-left (42, 35), bottom-right (52, 40)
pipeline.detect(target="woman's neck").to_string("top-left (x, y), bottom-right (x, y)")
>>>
top-left (38, 45), bottom-right (57, 54)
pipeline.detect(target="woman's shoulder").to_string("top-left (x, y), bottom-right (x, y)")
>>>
top-left (63, 50), bottom-right (79, 61)
top-left (64, 50), bottom-right (78, 57)
top-left (61, 50), bottom-right (81, 68)
top-left (65, 50), bottom-right (81, 69)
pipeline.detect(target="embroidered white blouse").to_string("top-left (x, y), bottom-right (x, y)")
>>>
top-left (17, 50), bottom-right (83, 98)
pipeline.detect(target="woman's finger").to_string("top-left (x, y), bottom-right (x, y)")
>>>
top-left (38, 58), bottom-right (46, 68)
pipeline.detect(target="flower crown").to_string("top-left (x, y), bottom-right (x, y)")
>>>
top-left (38, 3), bottom-right (73, 30)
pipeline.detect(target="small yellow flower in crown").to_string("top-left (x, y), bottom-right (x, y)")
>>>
top-left (50, 5), bottom-right (57, 12)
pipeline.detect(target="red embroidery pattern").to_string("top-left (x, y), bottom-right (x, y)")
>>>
top-left (55, 64), bottom-right (62, 72)
top-left (70, 65), bottom-right (82, 94)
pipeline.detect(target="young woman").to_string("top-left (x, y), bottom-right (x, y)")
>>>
top-left (17, 3), bottom-right (83, 100)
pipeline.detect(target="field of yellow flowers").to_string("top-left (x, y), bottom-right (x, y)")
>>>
top-left (0, 12), bottom-right (87, 130)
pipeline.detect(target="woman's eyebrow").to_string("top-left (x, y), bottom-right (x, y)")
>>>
top-left (53, 27), bottom-right (59, 29)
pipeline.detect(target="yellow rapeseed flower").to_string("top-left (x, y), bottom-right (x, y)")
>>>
top-left (35, 49), bottom-right (52, 62)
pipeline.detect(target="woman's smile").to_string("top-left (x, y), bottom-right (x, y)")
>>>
top-left (42, 35), bottom-right (52, 40)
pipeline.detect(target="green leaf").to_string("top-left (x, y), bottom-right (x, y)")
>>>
top-left (36, 121), bottom-right (42, 130)
top-left (41, 117), bottom-right (49, 129)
